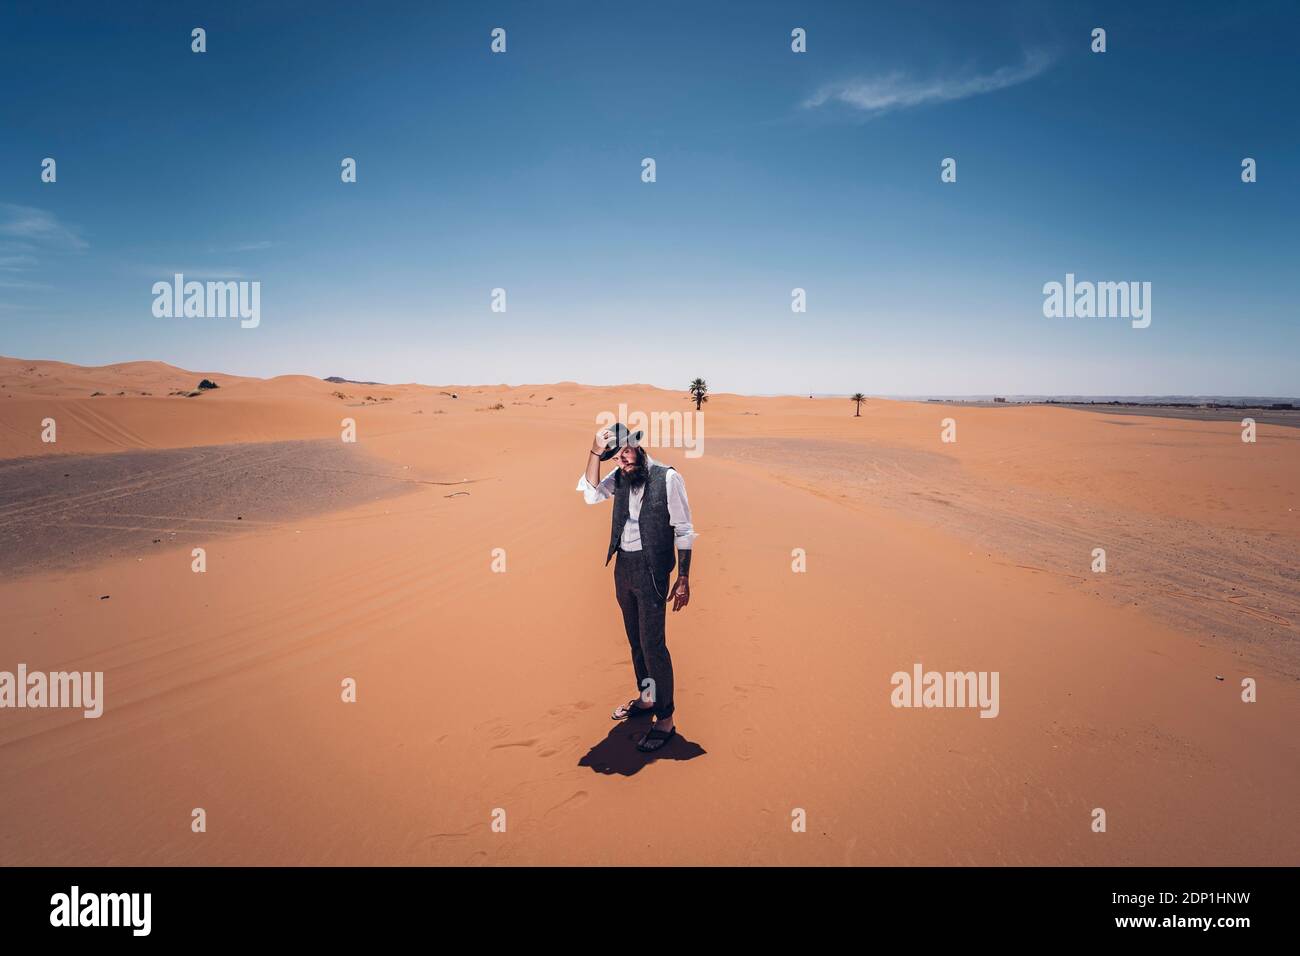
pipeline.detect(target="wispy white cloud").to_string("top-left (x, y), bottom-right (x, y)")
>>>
top-left (803, 50), bottom-right (1052, 117)
top-left (208, 240), bottom-right (277, 253)
top-left (0, 277), bottom-right (53, 291)
top-left (143, 266), bottom-right (248, 279)
top-left (0, 204), bottom-right (88, 251)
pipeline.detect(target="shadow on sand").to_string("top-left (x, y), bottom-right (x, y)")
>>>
top-left (578, 716), bottom-right (705, 776)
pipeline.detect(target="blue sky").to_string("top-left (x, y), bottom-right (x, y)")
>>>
top-left (1, 0), bottom-right (1296, 395)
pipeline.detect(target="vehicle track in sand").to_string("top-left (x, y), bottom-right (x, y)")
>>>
top-left (709, 436), bottom-right (1299, 675)
top-left (0, 440), bottom-right (443, 577)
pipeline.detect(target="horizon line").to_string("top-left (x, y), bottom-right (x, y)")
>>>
top-left (2, 355), bottom-right (1296, 405)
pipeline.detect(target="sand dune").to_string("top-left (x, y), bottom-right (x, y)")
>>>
top-left (0, 356), bottom-right (1296, 865)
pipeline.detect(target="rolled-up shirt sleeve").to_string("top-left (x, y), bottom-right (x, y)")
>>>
top-left (576, 471), bottom-right (617, 504)
top-left (667, 470), bottom-right (697, 549)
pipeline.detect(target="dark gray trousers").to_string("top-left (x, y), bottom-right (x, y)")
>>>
top-left (614, 549), bottom-right (675, 719)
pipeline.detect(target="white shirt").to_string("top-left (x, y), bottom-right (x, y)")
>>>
top-left (576, 465), bottom-right (697, 552)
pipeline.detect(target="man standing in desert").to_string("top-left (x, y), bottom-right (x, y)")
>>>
top-left (577, 424), bottom-right (696, 753)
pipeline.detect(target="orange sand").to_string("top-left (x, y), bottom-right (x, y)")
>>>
top-left (1, 356), bottom-right (1296, 865)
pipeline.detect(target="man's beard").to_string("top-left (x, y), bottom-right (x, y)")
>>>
top-left (623, 456), bottom-right (649, 488)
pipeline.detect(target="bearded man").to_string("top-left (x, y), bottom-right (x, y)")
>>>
top-left (577, 424), bottom-right (696, 753)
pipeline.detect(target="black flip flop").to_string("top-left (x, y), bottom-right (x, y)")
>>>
top-left (612, 699), bottom-right (655, 721)
top-left (636, 726), bottom-right (677, 753)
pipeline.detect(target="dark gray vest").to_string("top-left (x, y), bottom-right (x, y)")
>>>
top-left (605, 463), bottom-right (677, 586)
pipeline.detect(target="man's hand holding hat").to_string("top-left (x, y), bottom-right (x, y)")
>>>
top-left (592, 422), bottom-right (645, 462)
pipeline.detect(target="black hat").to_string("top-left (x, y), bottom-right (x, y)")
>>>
top-left (599, 422), bottom-right (645, 461)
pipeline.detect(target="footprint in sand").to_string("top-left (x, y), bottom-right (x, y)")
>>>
top-left (733, 727), bottom-right (756, 761)
top-left (722, 682), bottom-right (777, 716)
top-left (422, 821), bottom-right (488, 853)
top-left (473, 720), bottom-right (513, 740)
top-left (537, 735), bottom-right (579, 758)
top-left (543, 790), bottom-right (590, 828)
top-left (721, 685), bottom-right (751, 716)
top-left (546, 700), bottom-right (596, 720)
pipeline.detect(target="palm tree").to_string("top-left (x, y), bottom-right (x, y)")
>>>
top-left (689, 378), bottom-right (708, 411)
top-left (851, 393), bottom-right (866, 416)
